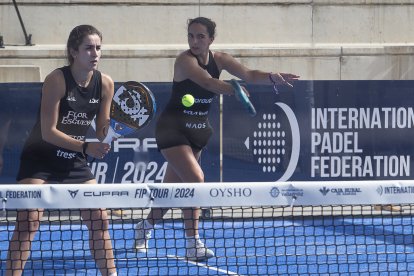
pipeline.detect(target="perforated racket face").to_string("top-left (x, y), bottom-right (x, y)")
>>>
top-left (111, 81), bottom-right (156, 130)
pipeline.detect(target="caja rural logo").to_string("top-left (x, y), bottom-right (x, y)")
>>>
top-left (244, 102), bottom-right (300, 181)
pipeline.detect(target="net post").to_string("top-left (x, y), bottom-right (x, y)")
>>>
top-left (0, 35), bottom-right (4, 48)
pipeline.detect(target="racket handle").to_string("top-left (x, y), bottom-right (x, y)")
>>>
top-left (246, 103), bottom-right (257, 117)
top-left (103, 126), bottom-right (121, 144)
top-left (230, 79), bottom-right (257, 117)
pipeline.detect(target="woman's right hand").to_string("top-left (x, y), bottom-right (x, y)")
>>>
top-left (85, 142), bottom-right (111, 159)
top-left (234, 85), bottom-right (250, 101)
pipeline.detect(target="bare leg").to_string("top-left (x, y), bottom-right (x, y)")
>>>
top-left (146, 145), bottom-right (203, 237)
top-left (161, 164), bottom-right (201, 237)
top-left (135, 145), bottom-right (213, 259)
top-left (6, 209), bottom-right (44, 276)
top-left (82, 180), bottom-right (116, 276)
top-left (145, 164), bottom-right (181, 226)
top-left (6, 178), bottom-right (45, 276)
top-left (81, 208), bottom-right (116, 276)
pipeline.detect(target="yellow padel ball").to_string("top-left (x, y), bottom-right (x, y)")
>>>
top-left (182, 94), bottom-right (195, 107)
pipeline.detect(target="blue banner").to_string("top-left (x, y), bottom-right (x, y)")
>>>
top-left (3, 81), bottom-right (414, 184)
top-left (223, 81), bottom-right (414, 181)
top-left (0, 83), bottom-right (220, 184)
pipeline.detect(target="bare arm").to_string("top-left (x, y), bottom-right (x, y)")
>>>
top-left (174, 51), bottom-right (235, 96)
top-left (95, 73), bottom-right (114, 141)
top-left (40, 70), bottom-right (111, 159)
top-left (216, 52), bottom-right (300, 87)
top-left (175, 50), bottom-right (299, 98)
top-left (40, 69), bottom-right (84, 153)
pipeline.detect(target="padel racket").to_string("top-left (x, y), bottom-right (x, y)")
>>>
top-left (103, 81), bottom-right (156, 143)
top-left (230, 79), bottom-right (257, 117)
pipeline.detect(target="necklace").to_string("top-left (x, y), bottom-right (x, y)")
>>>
top-left (76, 79), bottom-right (88, 87)
top-left (71, 70), bottom-right (91, 87)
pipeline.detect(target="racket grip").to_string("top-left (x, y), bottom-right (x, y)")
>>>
top-left (230, 79), bottom-right (257, 117)
top-left (103, 126), bottom-right (121, 144)
top-left (247, 104), bottom-right (257, 117)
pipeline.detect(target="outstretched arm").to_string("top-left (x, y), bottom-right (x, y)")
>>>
top-left (216, 51), bottom-right (300, 87)
top-left (174, 51), bottom-right (235, 96)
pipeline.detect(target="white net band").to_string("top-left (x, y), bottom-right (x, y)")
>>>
top-left (1, 180), bottom-right (413, 209)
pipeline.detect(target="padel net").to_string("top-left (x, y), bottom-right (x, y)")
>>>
top-left (1, 181), bottom-right (414, 275)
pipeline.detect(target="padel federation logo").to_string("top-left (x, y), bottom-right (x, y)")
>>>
top-left (376, 186), bottom-right (384, 196)
top-left (270, 187), bottom-right (280, 198)
top-left (246, 102), bottom-right (300, 181)
top-left (377, 185), bottom-right (414, 195)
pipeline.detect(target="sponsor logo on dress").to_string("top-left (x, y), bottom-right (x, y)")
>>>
top-left (89, 98), bottom-right (99, 104)
top-left (67, 91), bottom-right (76, 102)
top-left (61, 111), bottom-right (91, 126)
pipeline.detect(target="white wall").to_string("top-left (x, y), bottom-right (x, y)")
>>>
top-left (0, 0), bottom-right (413, 82)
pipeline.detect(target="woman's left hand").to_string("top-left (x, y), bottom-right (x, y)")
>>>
top-left (271, 73), bottom-right (300, 87)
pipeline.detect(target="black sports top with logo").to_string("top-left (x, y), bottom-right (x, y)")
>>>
top-left (155, 51), bottom-right (220, 150)
top-left (16, 66), bottom-right (102, 183)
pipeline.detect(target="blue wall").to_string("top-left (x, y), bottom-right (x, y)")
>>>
top-left (2, 81), bottom-right (414, 184)
top-left (0, 82), bottom-right (220, 184)
top-left (223, 81), bottom-right (414, 181)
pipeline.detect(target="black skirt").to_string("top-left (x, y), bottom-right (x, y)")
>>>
top-left (16, 154), bottom-right (95, 184)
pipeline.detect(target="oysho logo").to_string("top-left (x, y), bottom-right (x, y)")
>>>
top-left (246, 102), bottom-right (300, 182)
top-left (209, 188), bottom-right (252, 198)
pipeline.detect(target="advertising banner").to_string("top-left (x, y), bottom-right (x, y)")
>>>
top-left (0, 83), bottom-right (220, 184)
top-left (223, 81), bottom-right (414, 182)
top-left (2, 81), bottom-right (414, 184)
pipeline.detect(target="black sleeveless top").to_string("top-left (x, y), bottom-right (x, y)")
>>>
top-left (155, 51), bottom-right (221, 150)
top-left (20, 66), bottom-right (102, 170)
top-left (164, 51), bottom-right (220, 118)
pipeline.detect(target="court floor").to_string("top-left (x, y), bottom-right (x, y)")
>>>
top-left (1, 216), bottom-right (414, 275)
